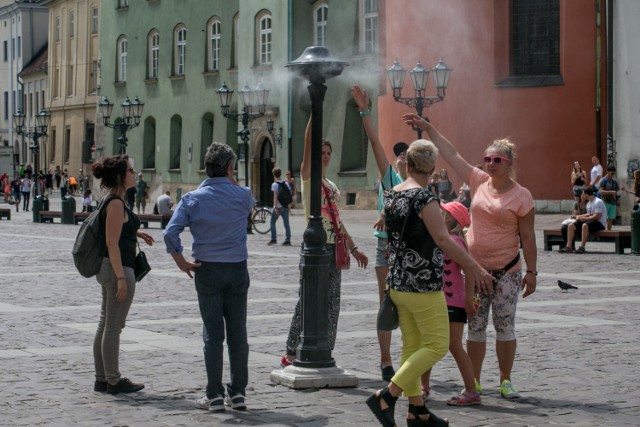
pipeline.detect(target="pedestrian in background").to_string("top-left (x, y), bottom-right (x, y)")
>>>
top-left (599, 165), bottom-right (621, 230)
top-left (91, 155), bottom-right (154, 395)
top-left (268, 167), bottom-right (292, 246)
top-left (366, 140), bottom-right (491, 427)
top-left (571, 161), bottom-right (587, 201)
top-left (285, 170), bottom-right (297, 209)
top-left (11, 174), bottom-right (21, 212)
top-left (404, 113), bottom-right (537, 400)
top-left (164, 142), bottom-right (254, 412)
top-left (135, 173), bottom-right (148, 214)
top-left (21, 176), bottom-right (31, 211)
top-left (280, 115), bottom-right (368, 367)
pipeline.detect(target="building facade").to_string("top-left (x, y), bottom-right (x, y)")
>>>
top-left (44, 0), bottom-right (100, 182)
top-left (97, 0), bottom-right (381, 207)
top-left (0, 0), bottom-right (48, 172)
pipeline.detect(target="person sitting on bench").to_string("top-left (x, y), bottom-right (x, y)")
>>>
top-left (560, 187), bottom-right (606, 254)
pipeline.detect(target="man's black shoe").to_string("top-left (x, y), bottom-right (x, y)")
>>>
top-left (94, 381), bottom-right (108, 392)
top-left (282, 241), bottom-right (291, 246)
top-left (267, 240), bottom-right (277, 245)
top-left (107, 378), bottom-right (145, 394)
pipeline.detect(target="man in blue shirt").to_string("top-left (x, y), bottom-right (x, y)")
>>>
top-left (164, 142), bottom-right (254, 412)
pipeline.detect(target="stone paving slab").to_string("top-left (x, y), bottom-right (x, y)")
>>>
top-left (1, 194), bottom-right (639, 426)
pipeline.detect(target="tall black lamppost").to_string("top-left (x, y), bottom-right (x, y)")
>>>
top-left (13, 108), bottom-right (50, 196)
top-left (387, 58), bottom-right (453, 138)
top-left (284, 46), bottom-right (348, 371)
top-left (98, 96), bottom-right (144, 154)
top-left (215, 81), bottom-right (270, 188)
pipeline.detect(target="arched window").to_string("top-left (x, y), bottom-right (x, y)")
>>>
top-left (143, 116), bottom-right (156, 169)
top-left (174, 25), bottom-right (187, 76)
top-left (257, 13), bottom-right (272, 65)
top-left (148, 30), bottom-right (159, 79)
top-left (207, 18), bottom-right (221, 72)
top-left (313, 3), bottom-right (328, 47)
top-left (169, 115), bottom-right (182, 169)
top-left (232, 13), bottom-right (239, 68)
top-left (200, 113), bottom-right (214, 170)
top-left (69, 10), bottom-right (75, 38)
top-left (117, 35), bottom-right (127, 82)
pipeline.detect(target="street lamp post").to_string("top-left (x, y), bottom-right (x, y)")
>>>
top-left (98, 96), bottom-right (145, 154)
top-left (215, 82), bottom-right (270, 189)
top-left (270, 46), bottom-right (357, 389)
top-left (387, 58), bottom-right (453, 138)
top-left (13, 109), bottom-right (50, 196)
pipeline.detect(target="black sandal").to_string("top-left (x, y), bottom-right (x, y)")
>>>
top-left (366, 387), bottom-right (398, 427)
top-left (406, 404), bottom-right (449, 427)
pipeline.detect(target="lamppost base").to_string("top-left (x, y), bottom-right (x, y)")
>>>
top-left (270, 365), bottom-right (358, 389)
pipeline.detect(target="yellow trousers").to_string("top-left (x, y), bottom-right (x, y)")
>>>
top-left (390, 289), bottom-right (449, 397)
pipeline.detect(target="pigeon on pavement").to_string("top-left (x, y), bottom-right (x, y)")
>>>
top-left (558, 280), bottom-right (578, 291)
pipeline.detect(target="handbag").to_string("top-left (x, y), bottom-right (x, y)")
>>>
top-left (322, 183), bottom-right (350, 270)
top-left (376, 193), bottom-right (417, 331)
top-left (377, 288), bottom-right (399, 330)
top-left (134, 242), bottom-right (151, 282)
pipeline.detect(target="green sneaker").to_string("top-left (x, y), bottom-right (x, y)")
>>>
top-left (474, 378), bottom-right (483, 394)
top-left (500, 379), bottom-right (521, 399)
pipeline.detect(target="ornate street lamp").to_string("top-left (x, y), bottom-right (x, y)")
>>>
top-left (13, 108), bottom-right (50, 196)
top-left (98, 96), bottom-right (144, 154)
top-left (387, 58), bottom-right (452, 138)
top-left (215, 81), bottom-right (269, 191)
top-left (271, 46), bottom-right (356, 389)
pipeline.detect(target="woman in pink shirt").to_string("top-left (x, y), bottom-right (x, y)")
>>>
top-left (403, 113), bottom-right (537, 400)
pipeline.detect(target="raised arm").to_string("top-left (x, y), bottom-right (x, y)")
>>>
top-left (300, 115), bottom-right (312, 181)
top-left (402, 113), bottom-right (475, 184)
top-left (352, 85), bottom-right (390, 177)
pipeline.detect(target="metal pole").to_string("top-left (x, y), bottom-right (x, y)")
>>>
top-left (415, 97), bottom-right (424, 139)
top-left (295, 76), bottom-right (334, 368)
top-left (242, 111), bottom-right (249, 188)
top-left (32, 134), bottom-right (39, 197)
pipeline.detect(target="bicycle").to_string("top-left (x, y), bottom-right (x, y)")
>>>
top-left (251, 201), bottom-right (271, 234)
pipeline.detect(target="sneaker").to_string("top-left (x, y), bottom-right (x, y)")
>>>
top-left (94, 380), bottom-right (108, 392)
top-left (225, 393), bottom-right (247, 411)
top-left (282, 240), bottom-right (291, 246)
top-left (447, 390), bottom-right (481, 406)
top-left (195, 395), bottom-right (225, 412)
top-left (500, 380), bottom-right (521, 399)
top-left (280, 354), bottom-right (293, 368)
top-left (474, 378), bottom-right (483, 394)
top-left (421, 386), bottom-right (431, 401)
top-left (575, 246), bottom-right (586, 254)
top-left (106, 378), bottom-right (145, 394)
top-left (267, 240), bottom-right (277, 245)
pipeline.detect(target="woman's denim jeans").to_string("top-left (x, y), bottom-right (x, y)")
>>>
top-left (93, 258), bottom-right (136, 384)
top-left (195, 260), bottom-right (250, 398)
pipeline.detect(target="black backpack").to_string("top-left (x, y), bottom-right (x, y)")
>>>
top-left (277, 181), bottom-right (293, 207)
top-left (72, 195), bottom-right (120, 278)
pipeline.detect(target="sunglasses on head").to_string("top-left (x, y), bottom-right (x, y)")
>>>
top-left (483, 155), bottom-right (512, 164)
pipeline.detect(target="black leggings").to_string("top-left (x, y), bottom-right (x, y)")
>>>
top-left (22, 191), bottom-right (30, 211)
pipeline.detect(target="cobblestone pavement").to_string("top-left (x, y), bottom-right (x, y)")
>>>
top-left (1, 194), bottom-right (639, 426)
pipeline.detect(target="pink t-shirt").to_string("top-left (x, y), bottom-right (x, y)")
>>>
top-left (467, 168), bottom-right (534, 271)
top-left (443, 234), bottom-right (467, 308)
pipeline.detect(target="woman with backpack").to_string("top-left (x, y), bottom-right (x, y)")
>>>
top-left (91, 155), bottom-right (154, 395)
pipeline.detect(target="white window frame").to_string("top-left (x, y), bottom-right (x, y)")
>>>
top-left (118, 0), bottom-right (129, 8)
top-left (117, 36), bottom-right (127, 82)
top-left (148, 30), bottom-right (159, 79)
top-left (174, 25), bottom-right (187, 76)
top-left (361, 0), bottom-right (378, 54)
top-left (208, 18), bottom-right (221, 72)
top-left (258, 14), bottom-right (272, 65)
top-left (313, 3), bottom-right (328, 47)
top-left (55, 16), bottom-right (61, 42)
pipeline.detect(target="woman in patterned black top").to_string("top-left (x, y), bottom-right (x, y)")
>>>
top-left (366, 140), bottom-right (492, 427)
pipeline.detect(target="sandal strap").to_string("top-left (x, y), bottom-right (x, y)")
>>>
top-left (380, 387), bottom-right (398, 406)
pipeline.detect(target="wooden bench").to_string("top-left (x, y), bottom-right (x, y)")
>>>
top-left (543, 228), bottom-right (631, 254)
top-left (39, 210), bottom-right (62, 223)
top-left (138, 213), bottom-right (172, 229)
top-left (0, 208), bottom-right (10, 220)
top-left (74, 212), bottom-right (91, 224)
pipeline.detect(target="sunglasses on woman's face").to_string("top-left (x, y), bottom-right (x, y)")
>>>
top-left (483, 156), bottom-right (512, 164)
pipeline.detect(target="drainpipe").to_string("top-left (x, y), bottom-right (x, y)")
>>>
top-left (287, 0), bottom-right (293, 173)
top-left (605, 0), bottom-right (614, 168)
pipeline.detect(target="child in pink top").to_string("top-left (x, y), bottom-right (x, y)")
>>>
top-left (420, 201), bottom-right (481, 406)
